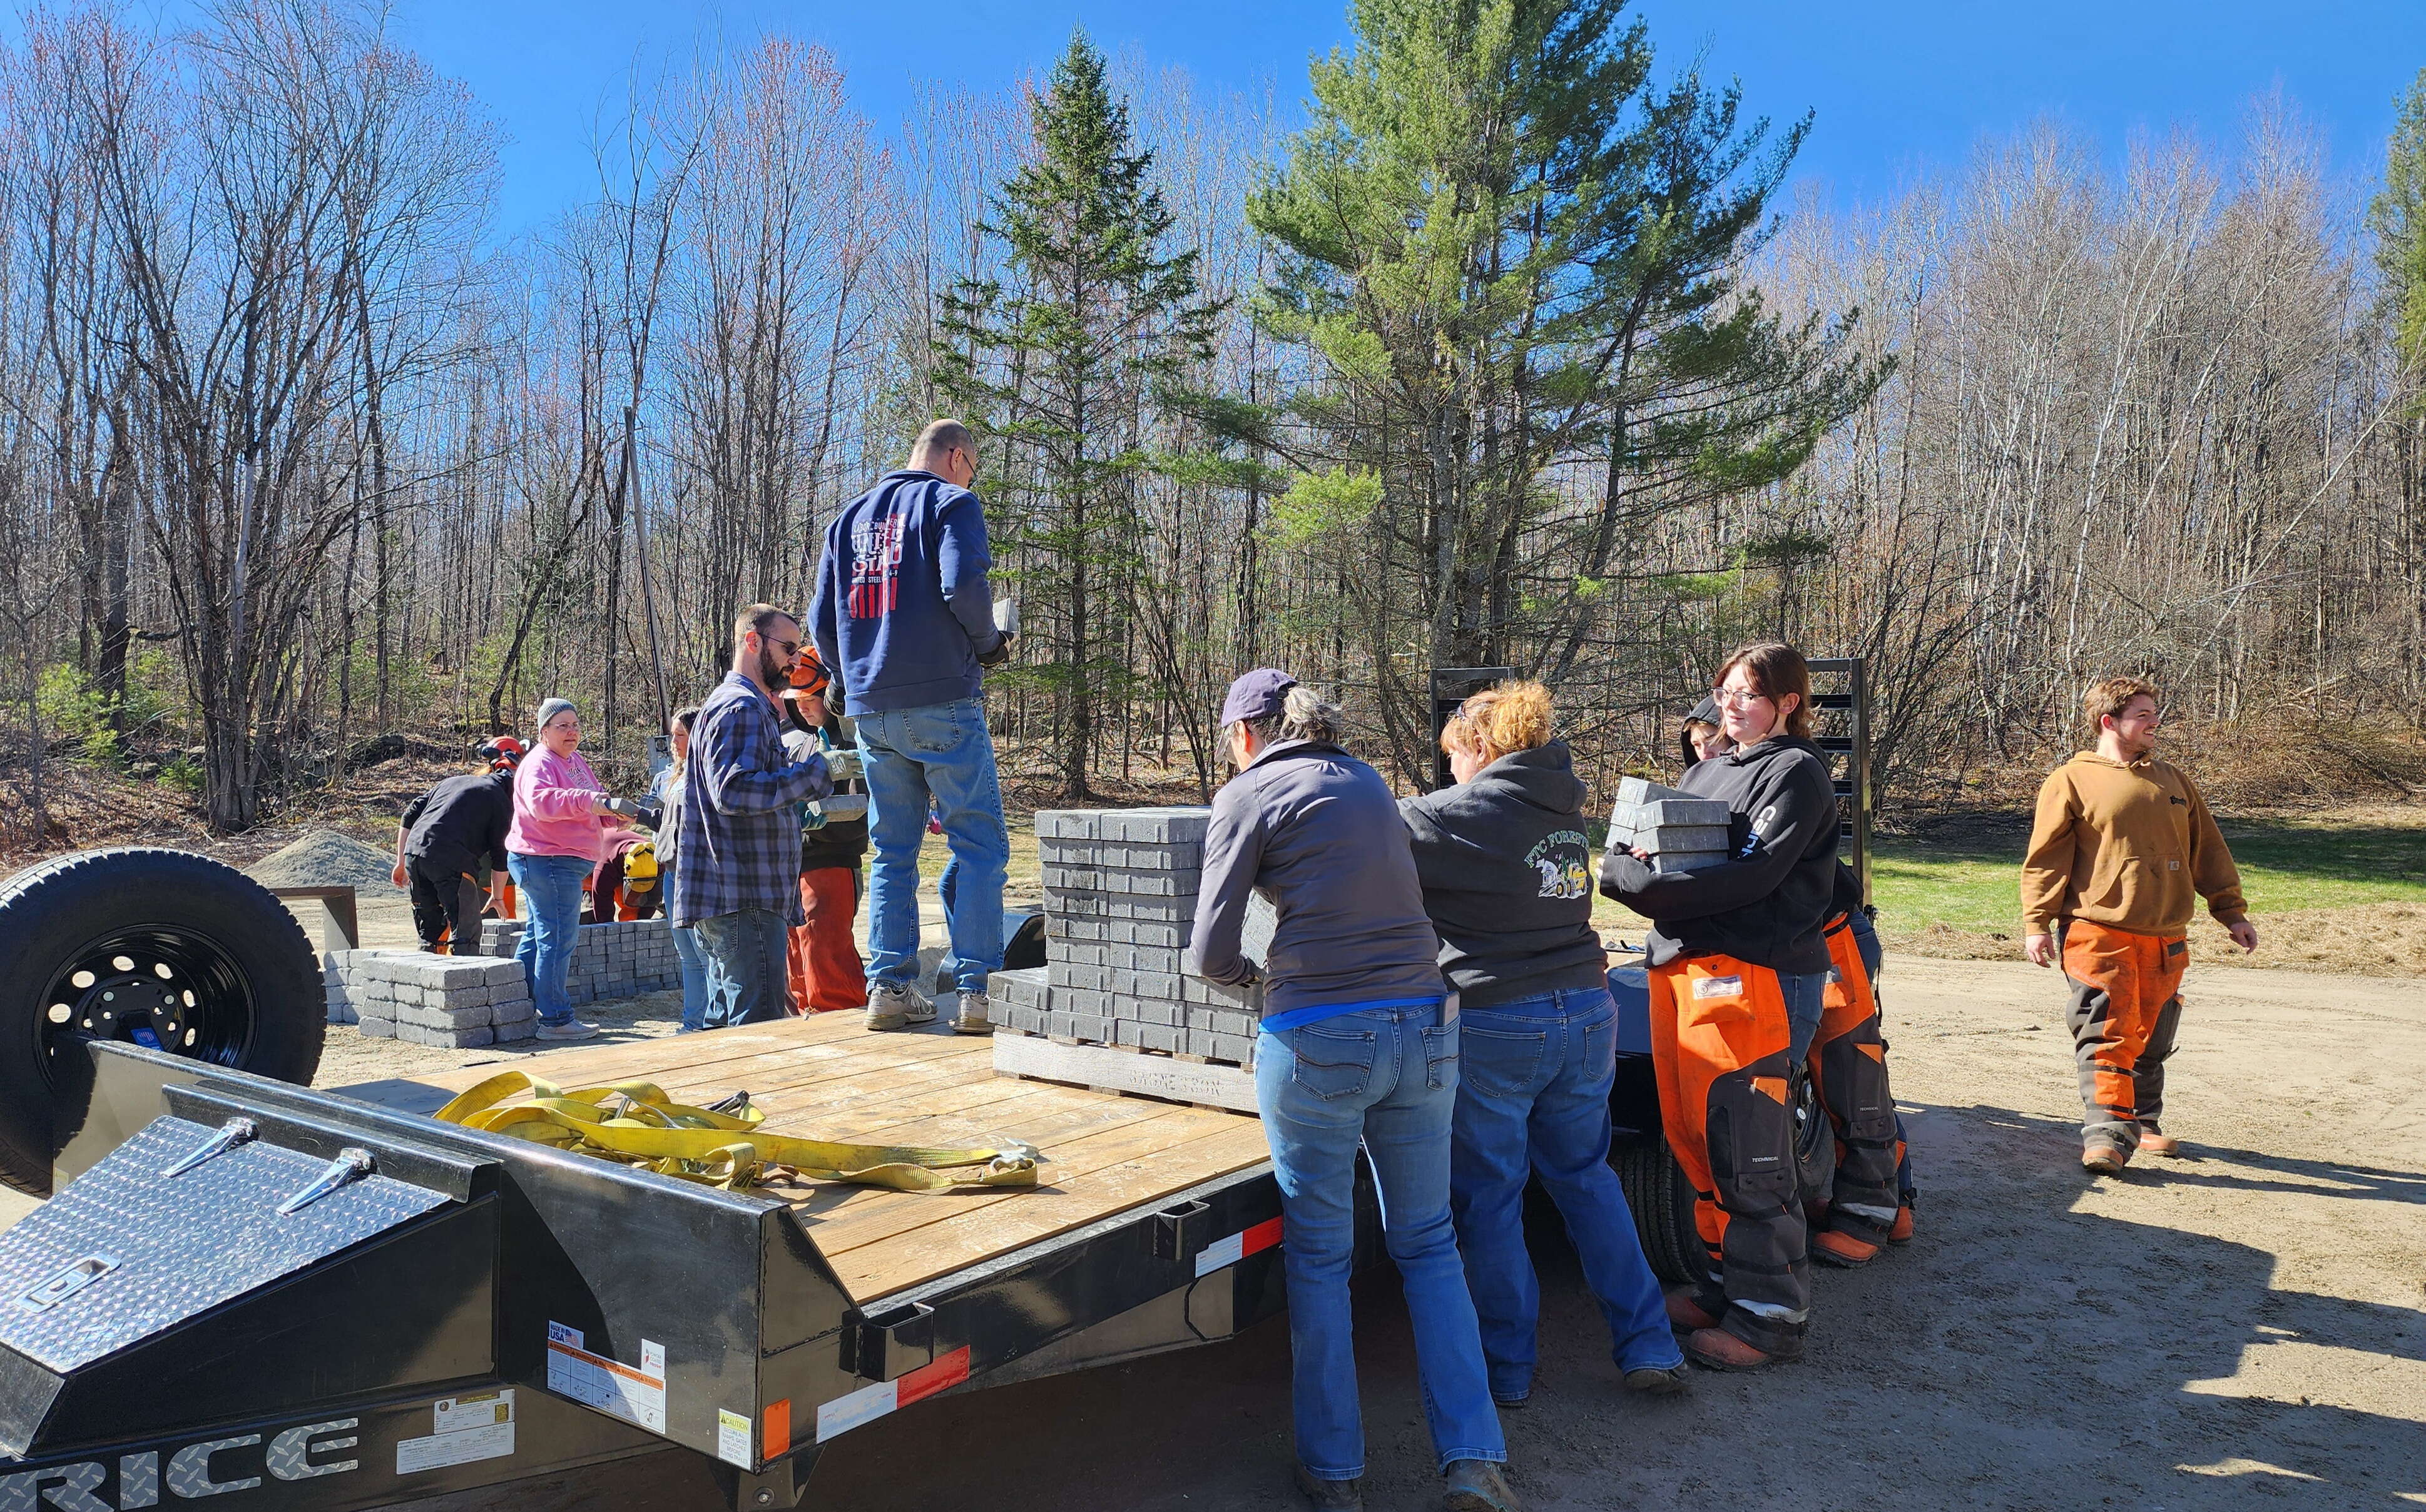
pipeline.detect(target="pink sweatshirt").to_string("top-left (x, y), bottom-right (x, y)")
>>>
top-left (506, 746), bottom-right (614, 862)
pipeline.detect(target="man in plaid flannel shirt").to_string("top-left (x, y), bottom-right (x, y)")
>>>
top-left (671, 602), bottom-right (842, 1027)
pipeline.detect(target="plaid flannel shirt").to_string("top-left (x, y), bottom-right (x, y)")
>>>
top-left (669, 672), bottom-right (832, 926)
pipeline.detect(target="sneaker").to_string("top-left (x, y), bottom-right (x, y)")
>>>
top-left (1623, 1366), bottom-right (1690, 1396)
top-left (1664, 1289), bottom-right (1721, 1332)
top-left (535, 1018), bottom-right (599, 1042)
top-left (951, 989), bottom-right (996, 1036)
top-left (1442, 1459), bottom-right (1520, 1512)
top-left (864, 983), bottom-right (935, 1032)
top-left (1683, 1327), bottom-right (1788, 1372)
top-left (1812, 1229), bottom-right (1882, 1269)
top-left (2082, 1142), bottom-right (2128, 1176)
top-left (1294, 1464), bottom-right (1363, 1511)
top-left (2139, 1130), bottom-right (2183, 1157)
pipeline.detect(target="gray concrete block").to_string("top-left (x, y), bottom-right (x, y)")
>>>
top-left (1634, 823), bottom-right (1732, 855)
top-left (489, 995), bottom-right (536, 1026)
top-left (1043, 864), bottom-right (1200, 897)
top-left (400, 1022), bottom-right (496, 1049)
top-left (357, 1015), bottom-right (395, 1040)
top-left (1182, 975), bottom-right (1263, 1010)
top-left (482, 960), bottom-right (526, 987)
top-left (1047, 891), bottom-right (1195, 922)
top-left (399, 1000), bottom-right (492, 1031)
top-left (1033, 809), bottom-right (1108, 840)
top-left (1065, 1013), bottom-right (1113, 1045)
top-left (1039, 838), bottom-right (1204, 871)
top-left (1185, 1027), bottom-right (1220, 1058)
top-left (1114, 968), bottom-right (1181, 999)
top-left (1648, 850), bottom-right (1730, 873)
top-left (1105, 807), bottom-right (1211, 843)
top-left (1134, 1021), bottom-right (1185, 1053)
top-left (1059, 988), bottom-right (1111, 1016)
top-left (1122, 995), bottom-right (1182, 1027)
top-left (1190, 1006), bottom-right (1256, 1037)
top-left (1211, 1032), bottom-right (1256, 1065)
top-left (1048, 961), bottom-right (1109, 992)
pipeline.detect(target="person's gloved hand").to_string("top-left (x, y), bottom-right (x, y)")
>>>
top-left (824, 748), bottom-right (864, 783)
top-left (599, 796), bottom-right (643, 819)
top-left (800, 804), bottom-right (830, 833)
top-left (780, 728), bottom-right (818, 764)
top-left (976, 631), bottom-right (1014, 669)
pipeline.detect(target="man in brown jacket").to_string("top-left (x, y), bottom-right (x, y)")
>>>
top-left (2021, 676), bottom-right (2257, 1175)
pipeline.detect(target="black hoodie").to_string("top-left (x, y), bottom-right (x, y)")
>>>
top-left (1600, 734), bottom-right (1839, 975)
top-left (1399, 741), bottom-right (1611, 1005)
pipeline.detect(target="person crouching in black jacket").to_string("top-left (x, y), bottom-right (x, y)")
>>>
top-left (1402, 680), bottom-right (1688, 1407)
top-left (393, 744), bottom-right (518, 956)
top-left (1600, 642), bottom-right (1837, 1372)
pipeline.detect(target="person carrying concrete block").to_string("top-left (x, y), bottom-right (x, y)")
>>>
top-left (1188, 669), bottom-right (1518, 1512)
top-left (810, 419), bottom-right (1014, 1037)
top-left (2021, 675), bottom-right (2256, 1175)
top-left (1601, 642), bottom-right (1838, 1373)
top-left (1403, 678), bottom-right (1686, 1408)
top-left (779, 643), bottom-right (870, 1015)
top-left (393, 739), bottom-right (518, 956)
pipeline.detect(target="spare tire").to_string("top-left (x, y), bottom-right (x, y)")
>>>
top-left (0, 847), bottom-right (325, 1195)
top-left (1612, 1139), bottom-right (1704, 1286)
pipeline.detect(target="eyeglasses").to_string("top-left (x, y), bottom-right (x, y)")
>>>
top-left (1711, 686), bottom-right (1771, 707)
top-left (764, 636), bottom-right (800, 657)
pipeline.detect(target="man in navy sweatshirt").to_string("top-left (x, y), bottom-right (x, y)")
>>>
top-left (811, 419), bottom-right (1014, 1035)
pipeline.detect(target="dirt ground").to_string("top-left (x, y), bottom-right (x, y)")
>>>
top-left (7, 950), bottom-right (2417, 1510)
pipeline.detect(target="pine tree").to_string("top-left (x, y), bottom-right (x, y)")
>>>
top-left (2370, 68), bottom-right (2426, 380)
top-left (1242, 0), bottom-right (1881, 778)
top-left (939, 33), bottom-right (1221, 798)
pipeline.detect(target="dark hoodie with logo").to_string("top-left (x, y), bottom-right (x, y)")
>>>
top-left (1601, 734), bottom-right (1840, 975)
top-left (1398, 740), bottom-right (1611, 1006)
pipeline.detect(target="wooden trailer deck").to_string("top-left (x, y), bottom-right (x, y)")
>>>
top-left (349, 1015), bottom-right (1272, 1306)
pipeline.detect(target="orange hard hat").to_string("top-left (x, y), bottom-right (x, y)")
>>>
top-left (787, 642), bottom-right (830, 701)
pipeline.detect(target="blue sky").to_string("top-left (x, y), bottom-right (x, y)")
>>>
top-left (263, 2), bottom-right (2426, 235)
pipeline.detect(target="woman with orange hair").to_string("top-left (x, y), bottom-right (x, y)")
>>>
top-left (1402, 681), bottom-right (1687, 1406)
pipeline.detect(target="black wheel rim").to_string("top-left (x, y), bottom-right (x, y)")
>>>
top-left (35, 926), bottom-right (257, 1086)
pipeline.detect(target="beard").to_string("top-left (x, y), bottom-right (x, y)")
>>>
top-left (758, 647), bottom-right (788, 691)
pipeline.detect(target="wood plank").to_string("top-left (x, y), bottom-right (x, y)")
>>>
top-left (992, 1034), bottom-right (1257, 1112)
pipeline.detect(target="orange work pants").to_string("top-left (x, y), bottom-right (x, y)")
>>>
top-left (787, 866), bottom-right (865, 1014)
top-left (1649, 954), bottom-right (1810, 1356)
top-left (2061, 920), bottom-right (2186, 1164)
top-left (1803, 915), bottom-right (1901, 1237)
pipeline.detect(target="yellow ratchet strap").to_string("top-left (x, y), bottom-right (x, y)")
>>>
top-left (430, 1071), bottom-right (1041, 1194)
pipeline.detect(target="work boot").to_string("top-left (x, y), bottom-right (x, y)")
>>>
top-left (535, 1018), bottom-right (599, 1042)
top-left (1294, 1464), bottom-right (1362, 1511)
top-left (1623, 1366), bottom-right (1690, 1396)
top-left (1811, 1229), bottom-right (1881, 1269)
top-left (864, 983), bottom-right (934, 1032)
top-left (1888, 1204), bottom-right (1916, 1245)
top-left (952, 989), bottom-right (996, 1036)
top-left (2139, 1130), bottom-right (2183, 1157)
top-left (1442, 1459), bottom-right (1520, 1512)
top-left (1683, 1327), bottom-right (1789, 1372)
top-left (1664, 1289), bottom-right (1721, 1332)
top-left (2082, 1141), bottom-right (2128, 1176)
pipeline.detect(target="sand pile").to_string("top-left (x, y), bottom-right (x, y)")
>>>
top-left (246, 830), bottom-right (395, 890)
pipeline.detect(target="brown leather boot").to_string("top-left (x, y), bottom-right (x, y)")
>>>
top-left (1664, 1290), bottom-right (1721, 1332)
top-left (2082, 1141), bottom-right (2128, 1176)
top-left (2139, 1131), bottom-right (2182, 1157)
top-left (1683, 1327), bottom-right (1786, 1372)
top-left (1887, 1204), bottom-right (1915, 1244)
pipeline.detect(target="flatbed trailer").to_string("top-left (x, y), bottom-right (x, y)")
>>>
top-left (0, 1019), bottom-right (1349, 1511)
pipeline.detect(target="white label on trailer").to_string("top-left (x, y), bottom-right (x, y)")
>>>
top-left (717, 1409), bottom-right (754, 1468)
top-left (545, 1323), bottom-right (666, 1433)
top-left (396, 1391), bottom-right (516, 1474)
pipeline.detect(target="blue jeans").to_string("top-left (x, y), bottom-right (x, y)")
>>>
top-left (1449, 987), bottom-right (1681, 1403)
top-left (508, 853), bottom-right (592, 1026)
top-left (1256, 1005), bottom-right (1504, 1480)
top-left (670, 922), bottom-right (710, 1032)
top-left (1782, 970), bottom-right (1828, 1060)
top-left (858, 698), bottom-right (1009, 995)
top-left (696, 908), bottom-right (792, 1027)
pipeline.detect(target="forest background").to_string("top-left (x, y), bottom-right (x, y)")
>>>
top-left (6, 0), bottom-right (2426, 859)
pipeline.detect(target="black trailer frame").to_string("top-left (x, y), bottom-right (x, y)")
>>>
top-left (0, 1041), bottom-right (1364, 1511)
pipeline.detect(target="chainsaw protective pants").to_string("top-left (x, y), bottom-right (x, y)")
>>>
top-left (2061, 920), bottom-right (2186, 1163)
top-left (1805, 915), bottom-right (1901, 1239)
top-left (788, 866), bottom-right (867, 1013)
top-left (1648, 955), bottom-right (1814, 1357)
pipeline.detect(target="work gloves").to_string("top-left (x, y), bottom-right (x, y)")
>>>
top-left (976, 631), bottom-right (1016, 669)
top-left (599, 796), bottom-right (643, 819)
top-left (823, 748), bottom-right (864, 783)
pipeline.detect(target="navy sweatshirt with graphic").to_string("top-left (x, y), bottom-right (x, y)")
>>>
top-left (1399, 740), bottom-right (1611, 1007)
top-left (810, 469), bottom-right (1005, 716)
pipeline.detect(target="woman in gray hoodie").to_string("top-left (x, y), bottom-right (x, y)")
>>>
top-left (1401, 681), bottom-right (1685, 1408)
top-left (1187, 669), bottom-right (1516, 1512)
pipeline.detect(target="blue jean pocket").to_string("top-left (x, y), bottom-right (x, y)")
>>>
top-left (1420, 1024), bottom-right (1459, 1091)
top-left (1459, 1022), bottom-right (1545, 1097)
top-left (1285, 1023), bottom-right (1377, 1100)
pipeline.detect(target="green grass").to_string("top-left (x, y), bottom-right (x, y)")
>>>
top-left (1867, 814), bottom-right (2426, 935)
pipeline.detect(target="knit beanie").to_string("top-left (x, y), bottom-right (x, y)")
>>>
top-left (535, 697), bottom-right (577, 732)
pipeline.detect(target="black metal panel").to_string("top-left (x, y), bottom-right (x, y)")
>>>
top-left (163, 1083), bottom-right (493, 1201)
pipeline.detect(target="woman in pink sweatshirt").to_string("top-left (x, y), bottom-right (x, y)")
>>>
top-left (506, 698), bottom-right (631, 1041)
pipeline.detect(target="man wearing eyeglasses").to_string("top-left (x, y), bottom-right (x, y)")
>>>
top-left (812, 419), bottom-right (1015, 1036)
top-left (670, 602), bottom-right (844, 1027)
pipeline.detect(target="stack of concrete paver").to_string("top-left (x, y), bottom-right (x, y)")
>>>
top-left (1605, 776), bottom-right (1734, 871)
top-left (324, 950), bottom-right (537, 1048)
top-left (481, 918), bottom-right (682, 1005)
top-left (990, 806), bottom-right (1266, 1070)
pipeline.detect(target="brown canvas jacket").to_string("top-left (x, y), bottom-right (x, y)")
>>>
top-left (2020, 753), bottom-right (2247, 936)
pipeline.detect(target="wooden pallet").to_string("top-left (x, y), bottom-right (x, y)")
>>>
top-left (992, 1030), bottom-right (1259, 1114)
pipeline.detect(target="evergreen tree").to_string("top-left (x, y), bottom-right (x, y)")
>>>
top-left (1241, 0), bottom-right (1881, 778)
top-left (939, 33), bottom-right (1221, 798)
top-left (2370, 68), bottom-right (2426, 379)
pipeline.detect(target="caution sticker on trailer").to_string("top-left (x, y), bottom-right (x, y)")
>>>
top-left (545, 1322), bottom-right (666, 1433)
top-left (1194, 1216), bottom-right (1283, 1277)
top-left (815, 1347), bottom-right (972, 1444)
top-left (397, 1389), bottom-right (516, 1474)
top-left (716, 1409), bottom-right (753, 1468)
